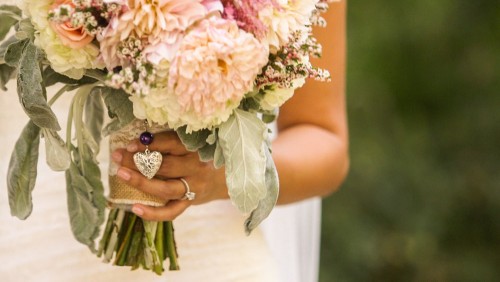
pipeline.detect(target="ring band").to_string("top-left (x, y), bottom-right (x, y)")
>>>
top-left (179, 178), bottom-right (196, 201)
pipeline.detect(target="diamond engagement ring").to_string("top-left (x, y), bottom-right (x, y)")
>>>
top-left (179, 178), bottom-right (196, 201)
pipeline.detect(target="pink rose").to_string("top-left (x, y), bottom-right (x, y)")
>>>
top-left (50, 0), bottom-right (94, 49)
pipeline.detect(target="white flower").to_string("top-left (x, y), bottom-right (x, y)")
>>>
top-left (259, 77), bottom-right (305, 111)
top-left (129, 87), bottom-right (181, 127)
top-left (259, 0), bottom-right (319, 52)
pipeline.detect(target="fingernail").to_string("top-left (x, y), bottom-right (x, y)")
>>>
top-left (117, 168), bottom-right (131, 181)
top-left (132, 206), bottom-right (144, 216)
top-left (111, 151), bottom-right (122, 163)
top-left (127, 143), bottom-right (138, 152)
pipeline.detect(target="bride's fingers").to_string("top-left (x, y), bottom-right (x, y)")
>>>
top-left (155, 155), bottom-right (195, 178)
top-left (116, 167), bottom-right (185, 201)
top-left (131, 201), bottom-right (191, 221)
top-left (115, 149), bottom-right (198, 178)
top-left (126, 131), bottom-right (189, 156)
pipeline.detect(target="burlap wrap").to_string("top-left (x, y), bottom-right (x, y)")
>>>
top-left (108, 119), bottom-right (169, 208)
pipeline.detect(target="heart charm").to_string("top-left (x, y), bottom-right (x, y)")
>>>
top-left (133, 150), bottom-right (163, 180)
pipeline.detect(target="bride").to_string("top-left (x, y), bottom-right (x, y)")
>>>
top-left (0, 0), bottom-right (347, 281)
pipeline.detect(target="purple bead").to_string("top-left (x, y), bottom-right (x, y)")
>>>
top-left (140, 131), bottom-right (154, 145)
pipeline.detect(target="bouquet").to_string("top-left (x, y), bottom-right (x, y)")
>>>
top-left (0, 0), bottom-right (332, 275)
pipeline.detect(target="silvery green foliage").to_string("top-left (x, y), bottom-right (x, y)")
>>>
top-left (65, 156), bottom-right (106, 253)
top-left (14, 18), bottom-right (36, 41)
top-left (218, 109), bottom-right (268, 213)
top-left (42, 129), bottom-right (71, 171)
top-left (42, 66), bottom-right (98, 88)
top-left (17, 42), bottom-right (61, 130)
top-left (176, 126), bottom-right (212, 152)
top-left (0, 36), bottom-right (18, 90)
top-left (0, 5), bottom-right (21, 41)
top-left (7, 121), bottom-right (40, 220)
top-left (97, 86), bottom-right (135, 135)
top-left (213, 141), bottom-right (225, 169)
top-left (84, 89), bottom-right (105, 152)
top-left (244, 143), bottom-right (280, 234)
top-left (4, 38), bottom-right (28, 67)
top-left (0, 64), bottom-right (15, 90)
top-left (198, 143), bottom-right (216, 162)
top-left (64, 85), bottom-right (106, 253)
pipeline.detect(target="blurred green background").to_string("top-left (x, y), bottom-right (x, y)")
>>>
top-left (320, 1), bottom-right (500, 281)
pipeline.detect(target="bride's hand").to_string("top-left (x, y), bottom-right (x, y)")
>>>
top-left (111, 131), bottom-right (228, 221)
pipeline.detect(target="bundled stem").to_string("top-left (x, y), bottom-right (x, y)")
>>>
top-left (97, 208), bottom-right (179, 275)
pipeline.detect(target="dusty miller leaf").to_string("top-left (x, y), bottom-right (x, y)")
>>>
top-left (14, 18), bottom-right (35, 41)
top-left (218, 109), bottom-right (268, 213)
top-left (84, 90), bottom-right (104, 153)
top-left (198, 143), bottom-right (216, 162)
top-left (65, 148), bottom-right (106, 253)
top-left (176, 126), bottom-right (211, 152)
top-left (244, 143), bottom-right (280, 234)
top-left (0, 5), bottom-right (21, 41)
top-left (4, 38), bottom-right (28, 67)
top-left (42, 66), bottom-right (97, 88)
top-left (7, 121), bottom-right (40, 220)
top-left (213, 141), bottom-right (225, 169)
top-left (17, 42), bottom-right (61, 130)
top-left (42, 129), bottom-right (70, 171)
top-left (97, 87), bottom-right (135, 135)
top-left (0, 63), bottom-right (15, 91)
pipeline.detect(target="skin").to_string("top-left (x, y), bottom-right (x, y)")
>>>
top-left (111, 1), bottom-right (349, 221)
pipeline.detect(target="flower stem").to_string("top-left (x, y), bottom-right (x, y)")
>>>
top-left (116, 213), bottom-right (137, 266)
top-left (165, 221), bottom-right (179, 270)
top-left (155, 221), bottom-right (164, 270)
top-left (97, 208), bottom-right (118, 257)
top-left (126, 220), bottom-right (143, 267)
top-left (104, 209), bottom-right (126, 263)
top-left (48, 85), bottom-right (72, 106)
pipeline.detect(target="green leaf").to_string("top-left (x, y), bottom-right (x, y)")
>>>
top-left (84, 90), bottom-right (104, 151)
top-left (17, 42), bottom-right (61, 130)
top-left (176, 126), bottom-right (211, 152)
top-left (4, 38), bottom-right (28, 67)
top-left (65, 149), bottom-right (106, 253)
top-left (213, 141), bottom-right (225, 169)
top-left (244, 144), bottom-right (280, 235)
top-left (65, 162), bottom-right (99, 252)
top-left (97, 87), bottom-right (135, 135)
top-left (218, 109), bottom-right (268, 213)
top-left (42, 66), bottom-right (98, 87)
top-left (14, 19), bottom-right (35, 41)
top-left (198, 143), bottom-right (216, 162)
top-left (0, 63), bottom-right (15, 90)
top-left (42, 129), bottom-right (70, 171)
top-left (0, 35), bottom-right (17, 61)
top-left (262, 108), bottom-right (279, 124)
top-left (7, 121), bottom-right (41, 220)
top-left (0, 5), bottom-right (22, 41)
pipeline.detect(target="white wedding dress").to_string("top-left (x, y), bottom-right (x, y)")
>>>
top-left (0, 1), bottom-right (322, 280)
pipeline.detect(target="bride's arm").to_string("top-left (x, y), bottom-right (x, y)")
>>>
top-left (273, 0), bottom-right (348, 204)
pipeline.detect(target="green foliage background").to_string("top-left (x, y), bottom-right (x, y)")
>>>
top-left (320, 1), bottom-right (500, 281)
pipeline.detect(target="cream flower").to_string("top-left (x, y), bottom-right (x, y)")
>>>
top-left (129, 87), bottom-right (181, 126)
top-left (259, 0), bottom-right (319, 52)
top-left (259, 77), bottom-right (305, 111)
top-left (167, 16), bottom-right (268, 132)
top-left (22, 0), bottom-right (102, 79)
